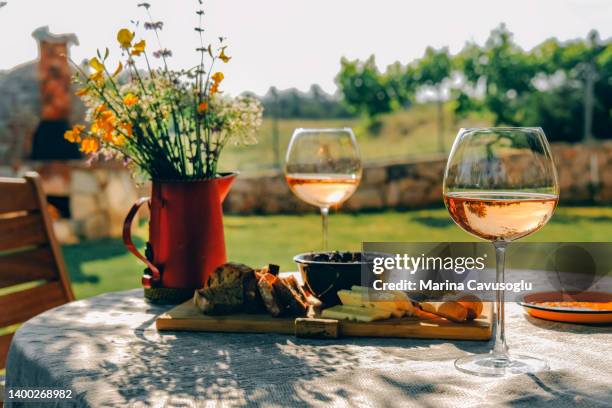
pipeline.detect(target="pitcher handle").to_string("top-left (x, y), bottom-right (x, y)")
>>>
top-left (123, 197), bottom-right (161, 288)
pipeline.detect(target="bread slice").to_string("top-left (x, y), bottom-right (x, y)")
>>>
top-left (195, 262), bottom-right (256, 315)
top-left (257, 273), bottom-right (282, 317)
top-left (243, 270), bottom-right (265, 313)
top-left (276, 276), bottom-right (309, 316)
top-left (207, 262), bottom-right (253, 287)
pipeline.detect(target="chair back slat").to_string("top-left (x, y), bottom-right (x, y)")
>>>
top-left (0, 178), bottom-right (39, 213)
top-left (0, 213), bottom-right (48, 252)
top-left (0, 248), bottom-right (56, 289)
top-left (0, 332), bottom-right (14, 368)
top-left (0, 173), bottom-right (74, 370)
top-left (0, 281), bottom-right (68, 327)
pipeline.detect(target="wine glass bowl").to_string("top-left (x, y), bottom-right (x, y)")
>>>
top-left (285, 173), bottom-right (360, 208)
top-left (443, 127), bottom-right (559, 377)
top-left (444, 127), bottom-right (559, 242)
top-left (285, 128), bottom-right (362, 250)
top-left (444, 192), bottom-right (558, 242)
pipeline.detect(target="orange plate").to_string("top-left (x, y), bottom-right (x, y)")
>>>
top-left (520, 291), bottom-right (612, 324)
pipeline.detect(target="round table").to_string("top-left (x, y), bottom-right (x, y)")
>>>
top-left (5, 289), bottom-right (612, 407)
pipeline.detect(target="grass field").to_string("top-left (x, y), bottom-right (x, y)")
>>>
top-left (63, 206), bottom-right (612, 299)
top-left (219, 104), bottom-right (492, 172)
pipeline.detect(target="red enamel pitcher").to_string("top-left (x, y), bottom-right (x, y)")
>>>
top-left (123, 173), bottom-right (236, 301)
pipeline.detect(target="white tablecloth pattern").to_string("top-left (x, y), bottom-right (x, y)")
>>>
top-left (5, 289), bottom-right (612, 407)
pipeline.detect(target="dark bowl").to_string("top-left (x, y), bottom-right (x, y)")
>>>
top-left (294, 251), bottom-right (373, 306)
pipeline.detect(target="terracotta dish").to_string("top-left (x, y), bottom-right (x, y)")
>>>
top-left (520, 291), bottom-right (612, 324)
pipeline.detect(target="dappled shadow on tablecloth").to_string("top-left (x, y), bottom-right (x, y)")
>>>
top-left (6, 289), bottom-right (612, 407)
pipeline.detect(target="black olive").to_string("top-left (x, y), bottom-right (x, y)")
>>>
top-left (341, 252), bottom-right (353, 262)
top-left (330, 251), bottom-right (342, 262)
top-left (312, 253), bottom-right (327, 262)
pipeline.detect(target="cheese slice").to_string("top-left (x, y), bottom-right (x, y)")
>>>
top-left (348, 286), bottom-right (416, 315)
top-left (321, 305), bottom-right (392, 322)
top-left (337, 290), bottom-right (407, 316)
top-left (351, 285), bottom-right (410, 300)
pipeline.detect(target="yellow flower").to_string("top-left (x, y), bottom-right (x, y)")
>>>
top-left (91, 108), bottom-right (116, 138)
top-left (123, 93), bottom-right (139, 107)
top-left (99, 128), bottom-right (125, 146)
top-left (210, 72), bottom-right (224, 95)
top-left (120, 123), bottom-right (133, 137)
top-left (112, 134), bottom-right (126, 146)
top-left (75, 87), bottom-right (89, 97)
top-left (64, 125), bottom-right (85, 143)
top-left (90, 121), bottom-right (101, 134)
top-left (89, 57), bottom-right (104, 73)
top-left (219, 47), bottom-right (231, 63)
top-left (91, 120), bottom-right (111, 136)
top-left (80, 137), bottom-right (100, 154)
top-left (94, 104), bottom-right (108, 116)
top-left (101, 130), bottom-right (115, 143)
top-left (117, 29), bottom-right (135, 49)
top-left (87, 57), bottom-right (106, 85)
top-left (89, 70), bottom-right (104, 86)
top-left (197, 101), bottom-right (209, 113)
top-left (100, 109), bottom-right (116, 123)
top-left (131, 40), bottom-right (146, 56)
top-left (211, 72), bottom-right (224, 83)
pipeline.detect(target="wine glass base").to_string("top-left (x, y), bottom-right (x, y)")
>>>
top-left (455, 352), bottom-right (549, 377)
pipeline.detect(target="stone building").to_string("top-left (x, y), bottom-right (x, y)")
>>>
top-left (0, 27), bottom-right (141, 243)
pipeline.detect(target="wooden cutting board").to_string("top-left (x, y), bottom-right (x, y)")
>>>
top-left (156, 300), bottom-right (493, 341)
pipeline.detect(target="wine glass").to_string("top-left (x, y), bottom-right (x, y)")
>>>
top-left (285, 128), bottom-right (362, 250)
top-left (443, 127), bottom-right (559, 377)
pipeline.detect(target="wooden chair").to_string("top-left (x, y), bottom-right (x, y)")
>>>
top-left (0, 172), bottom-right (74, 398)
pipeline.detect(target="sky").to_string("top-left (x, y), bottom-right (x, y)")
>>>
top-left (0, 0), bottom-right (611, 96)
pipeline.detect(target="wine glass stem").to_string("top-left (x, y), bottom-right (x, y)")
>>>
top-left (320, 206), bottom-right (329, 250)
top-left (493, 241), bottom-right (509, 356)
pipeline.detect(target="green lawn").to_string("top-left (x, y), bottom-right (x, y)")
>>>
top-left (62, 206), bottom-right (612, 299)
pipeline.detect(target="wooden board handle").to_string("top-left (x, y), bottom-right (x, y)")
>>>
top-left (295, 318), bottom-right (339, 339)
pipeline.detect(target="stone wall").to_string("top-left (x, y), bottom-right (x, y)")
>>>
top-left (224, 142), bottom-right (612, 214)
top-left (66, 166), bottom-right (142, 241)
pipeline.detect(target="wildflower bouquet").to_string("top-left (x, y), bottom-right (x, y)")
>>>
top-left (65, 1), bottom-right (263, 180)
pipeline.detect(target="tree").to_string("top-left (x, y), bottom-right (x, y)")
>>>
top-left (560, 31), bottom-right (610, 142)
top-left (384, 61), bottom-right (416, 110)
top-left (593, 40), bottom-right (612, 140)
top-left (455, 24), bottom-right (539, 127)
top-left (414, 47), bottom-right (452, 152)
top-left (335, 25), bottom-right (612, 144)
top-left (455, 24), bottom-right (612, 143)
top-left (525, 30), bottom-right (612, 141)
top-left (336, 56), bottom-right (393, 119)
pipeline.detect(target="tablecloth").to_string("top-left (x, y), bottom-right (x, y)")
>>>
top-left (5, 289), bottom-right (612, 407)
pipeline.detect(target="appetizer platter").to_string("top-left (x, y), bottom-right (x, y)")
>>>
top-left (156, 254), bottom-right (494, 340)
